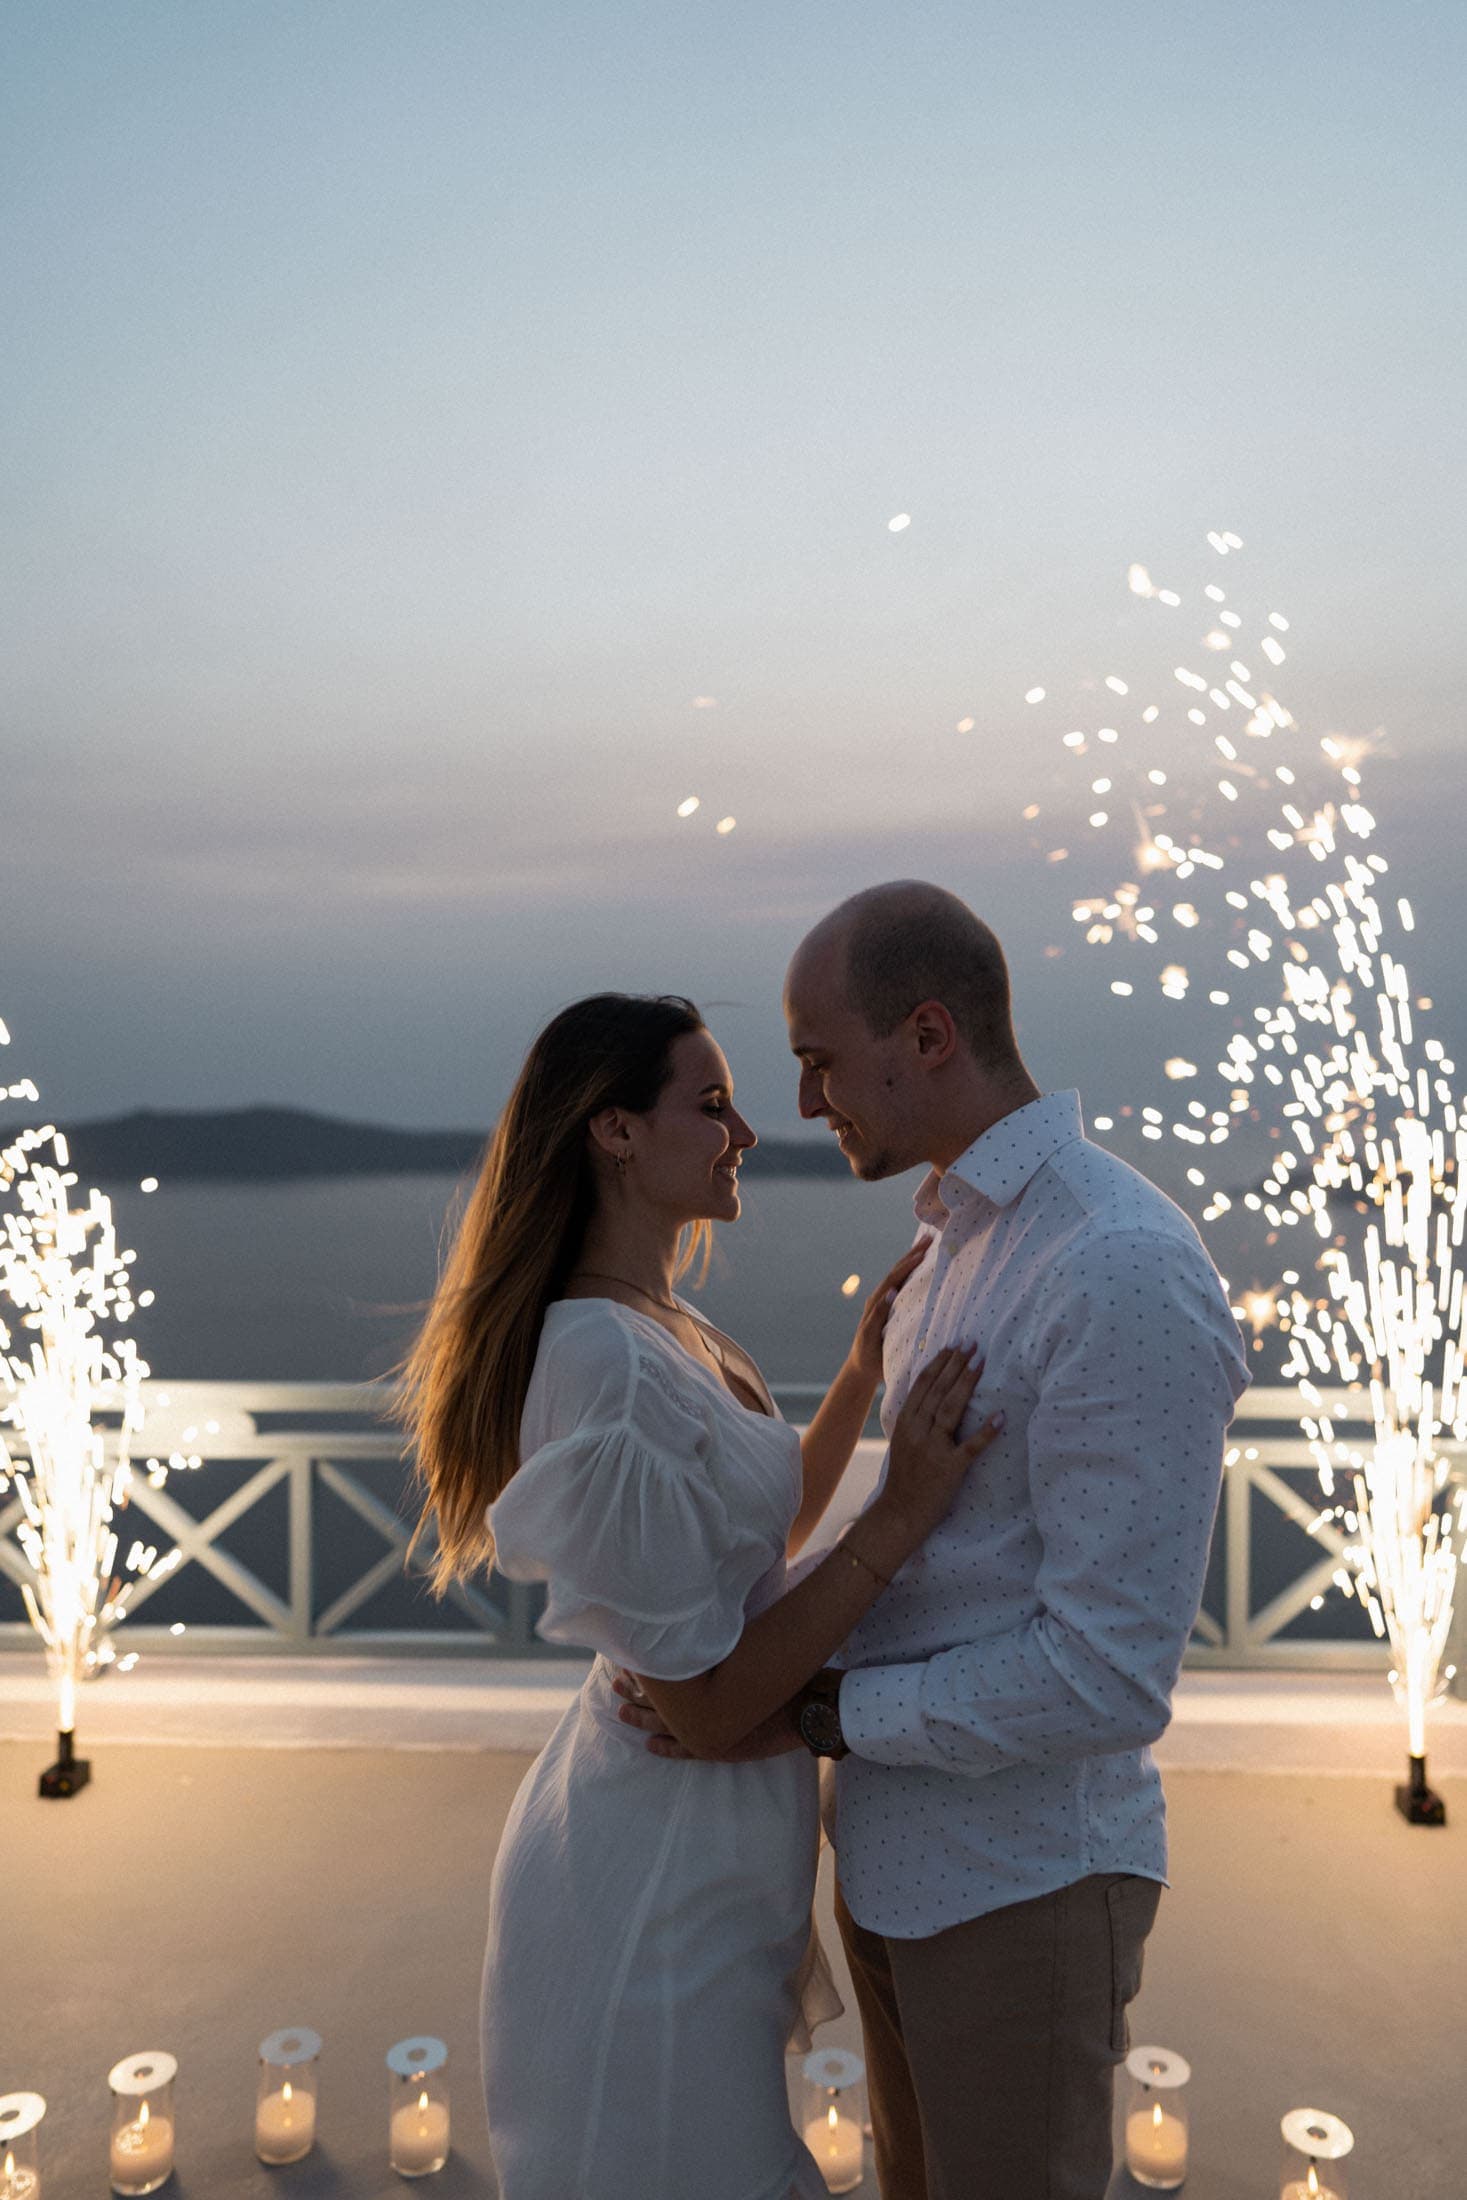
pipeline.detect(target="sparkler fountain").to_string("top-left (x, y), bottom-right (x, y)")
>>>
top-left (0, 1023), bottom-right (174, 1796)
top-left (1026, 538), bottom-right (1465, 1821)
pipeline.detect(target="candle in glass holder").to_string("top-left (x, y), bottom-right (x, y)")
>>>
top-left (1126, 2101), bottom-right (1188, 2186)
top-left (108, 2055), bottom-right (176, 2197)
top-left (254, 2029), bottom-right (321, 2165)
top-left (109, 2105), bottom-right (174, 2195)
top-left (255, 2083), bottom-right (315, 2165)
top-left (390, 2094), bottom-right (450, 2177)
top-left (1123, 2046), bottom-right (1191, 2190)
top-left (0, 2091), bottom-right (45, 2200)
top-left (801, 2103), bottom-right (863, 2191)
top-left (387, 2038), bottom-right (449, 2178)
top-left (1279, 2108), bottom-right (1352, 2200)
top-left (798, 2046), bottom-right (866, 2195)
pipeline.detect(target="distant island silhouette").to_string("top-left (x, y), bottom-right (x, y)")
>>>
top-left (24, 1105), bottom-right (852, 1184)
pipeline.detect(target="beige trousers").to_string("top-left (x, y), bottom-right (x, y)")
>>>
top-left (834, 1871), bottom-right (1161, 2200)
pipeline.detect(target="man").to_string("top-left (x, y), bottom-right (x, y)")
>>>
top-left (775, 880), bottom-right (1247, 2200)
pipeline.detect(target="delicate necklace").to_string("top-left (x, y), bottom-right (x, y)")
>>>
top-left (573, 1270), bottom-right (767, 1405)
top-left (570, 1268), bottom-right (684, 1317)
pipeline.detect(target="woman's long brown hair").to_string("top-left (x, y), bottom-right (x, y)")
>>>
top-left (399, 993), bottom-right (709, 1592)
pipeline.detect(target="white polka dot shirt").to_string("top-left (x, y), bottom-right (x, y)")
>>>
top-left (835, 1090), bottom-right (1249, 1938)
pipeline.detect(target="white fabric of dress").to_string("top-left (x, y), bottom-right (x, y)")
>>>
top-left (481, 1298), bottom-right (839, 2200)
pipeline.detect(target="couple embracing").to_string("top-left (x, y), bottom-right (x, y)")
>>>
top-left (405, 881), bottom-right (1248, 2200)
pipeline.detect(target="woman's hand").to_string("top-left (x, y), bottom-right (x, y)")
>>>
top-left (875, 1346), bottom-right (1002, 1542)
top-left (792, 1244), bottom-right (930, 1559)
top-left (611, 1671), bottom-right (803, 1761)
top-left (846, 1245), bottom-right (927, 1387)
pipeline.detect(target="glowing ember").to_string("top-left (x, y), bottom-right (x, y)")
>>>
top-left (840, 1274), bottom-right (861, 1297)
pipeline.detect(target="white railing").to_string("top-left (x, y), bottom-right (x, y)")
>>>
top-left (0, 1382), bottom-right (1458, 1666)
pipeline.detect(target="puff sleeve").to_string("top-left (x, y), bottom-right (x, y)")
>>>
top-left (488, 1310), bottom-right (776, 1678)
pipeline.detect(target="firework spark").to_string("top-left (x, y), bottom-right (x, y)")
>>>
top-left (1, 1033), bottom-right (180, 1790)
top-left (1030, 539), bottom-right (1465, 1800)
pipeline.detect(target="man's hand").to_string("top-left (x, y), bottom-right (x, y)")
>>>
top-left (612, 1671), bottom-right (804, 1761)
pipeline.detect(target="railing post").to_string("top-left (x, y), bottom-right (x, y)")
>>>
top-left (1225, 1453), bottom-right (1251, 1654)
top-left (289, 1455), bottom-right (314, 1646)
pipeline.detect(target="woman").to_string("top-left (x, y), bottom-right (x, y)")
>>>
top-left (403, 993), bottom-right (999, 2200)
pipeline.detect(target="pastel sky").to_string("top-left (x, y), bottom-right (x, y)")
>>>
top-left (4, 2), bottom-right (1464, 1138)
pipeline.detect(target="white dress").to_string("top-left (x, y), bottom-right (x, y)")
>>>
top-left (481, 1299), bottom-right (839, 2200)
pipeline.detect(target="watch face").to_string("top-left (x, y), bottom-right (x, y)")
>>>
top-left (799, 1698), bottom-right (844, 1757)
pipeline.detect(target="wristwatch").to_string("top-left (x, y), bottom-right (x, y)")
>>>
top-left (795, 1668), bottom-right (849, 1760)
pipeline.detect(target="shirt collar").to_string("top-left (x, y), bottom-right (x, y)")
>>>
top-left (912, 1091), bottom-right (1084, 1223)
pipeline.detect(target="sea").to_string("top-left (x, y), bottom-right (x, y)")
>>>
top-left (103, 1165), bottom-right (1292, 1393)
top-left (105, 1171), bottom-right (927, 1391)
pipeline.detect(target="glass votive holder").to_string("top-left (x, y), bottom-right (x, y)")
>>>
top-left (387, 2038), bottom-right (450, 2178)
top-left (1280, 2107), bottom-right (1353, 2200)
top-left (108, 2053), bottom-right (177, 2197)
top-left (799, 2046), bottom-right (866, 2195)
top-left (254, 2028), bottom-right (322, 2165)
top-left (0, 2091), bottom-right (45, 2200)
top-left (1123, 2045), bottom-right (1191, 2189)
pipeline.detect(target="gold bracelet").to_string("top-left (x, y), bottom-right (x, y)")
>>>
top-left (841, 1537), bottom-right (892, 1590)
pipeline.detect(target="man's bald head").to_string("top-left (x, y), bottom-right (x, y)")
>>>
top-left (794, 881), bottom-right (1021, 1071)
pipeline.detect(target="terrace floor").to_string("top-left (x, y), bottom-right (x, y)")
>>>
top-left (4, 1666), bottom-right (1464, 2199)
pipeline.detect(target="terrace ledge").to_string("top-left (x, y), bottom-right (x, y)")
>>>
top-left (2, 1654), bottom-right (1464, 1774)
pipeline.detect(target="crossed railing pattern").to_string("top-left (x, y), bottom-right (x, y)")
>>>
top-left (0, 1381), bottom-right (1450, 1665)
